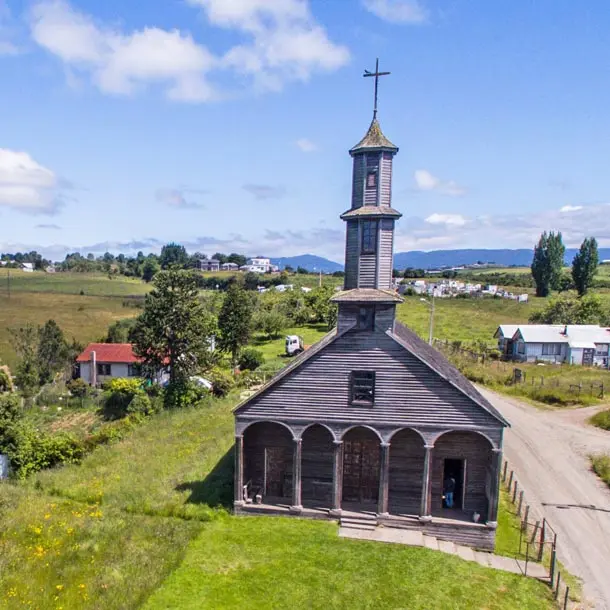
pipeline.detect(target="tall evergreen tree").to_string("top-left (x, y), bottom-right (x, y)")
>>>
top-left (572, 237), bottom-right (599, 296)
top-left (218, 282), bottom-right (254, 366)
top-left (531, 231), bottom-right (565, 297)
top-left (131, 269), bottom-right (217, 386)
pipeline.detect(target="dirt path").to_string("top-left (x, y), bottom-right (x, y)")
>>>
top-left (477, 388), bottom-right (610, 610)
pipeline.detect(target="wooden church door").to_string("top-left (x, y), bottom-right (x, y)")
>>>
top-left (264, 447), bottom-right (287, 498)
top-left (342, 438), bottom-right (380, 504)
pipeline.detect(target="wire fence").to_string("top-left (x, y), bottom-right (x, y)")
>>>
top-left (501, 459), bottom-right (575, 609)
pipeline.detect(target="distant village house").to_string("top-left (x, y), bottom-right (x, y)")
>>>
top-left (495, 324), bottom-right (610, 367)
top-left (199, 259), bottom-right (220, 272)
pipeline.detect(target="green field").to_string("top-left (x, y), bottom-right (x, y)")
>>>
top-left (0, 393), bottom-right (554, 610)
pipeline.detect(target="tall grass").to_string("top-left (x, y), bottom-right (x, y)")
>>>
top-left (590, 454), bottom-right (610, 488)
top-left (590, 409), bottom-right (610, 430)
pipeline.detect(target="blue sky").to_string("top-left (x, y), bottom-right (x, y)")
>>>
top-left (1, 0), bottom-right (609, 262)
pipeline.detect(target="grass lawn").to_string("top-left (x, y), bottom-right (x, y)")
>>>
top-left (590, 454), bottom-right (610, 488)
top-left (590, 409), bottom-right (610, 430)
top-left (494, 490), bottom-right (523, 559)
top-left (0, 391), bottom-right (556, 610)
top-left (396, 295), bottom-right (546, 348)
top-left (143, 517), bottom-right (553, 610)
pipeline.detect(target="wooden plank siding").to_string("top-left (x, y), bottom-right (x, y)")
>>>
top-left (358, 253), bottom-right (377, 288)
top-left (343, 221), bottom-right (359, 290)
top-left (301, 424), bottom-right (334, 507)
top-left (244, 422), bottom-right (294, 500)
top-left (237, 330), bottom-right (502, 430)
top-left (377, 220), bottom-right (394, 289)
top-left (351, 156), bottom-right (365, 208)
top-left (374, 305), bottom-right (396, 333)
top-left (431, 432), bottom-right (492, 516)
top-left (388, 428), bottom-right (425, 514)
top-left (379, 152), bottom-right (393, 207)
top-left (364, 154), bottom-right (380, 206)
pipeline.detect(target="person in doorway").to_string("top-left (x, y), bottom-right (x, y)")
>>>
top-left (443, 475), bottom-right (456, 508)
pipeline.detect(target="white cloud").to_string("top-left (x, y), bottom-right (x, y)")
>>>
top-left (0, 40), bottom-right (18, 55)
top-left (155, 187), bottom-right (206, 209)
top-left (362, 0), bottom-right (428, 24)
top-left (0, 148), bottom-right (63, 214)
top-left (425, 213), bottom-right (467, 227)
top-left (560, 204), bottom-right (583, 213)
top-left (395, 203), bottom-right (610, 251)
top-left (29, 0), bottom-right (349, 101)
top-left (414, 169), bottom-right (467, 196)
top-left (30, 1), bottom-right (216, 102)
top-left (296, 138), bottom-right (317, 152)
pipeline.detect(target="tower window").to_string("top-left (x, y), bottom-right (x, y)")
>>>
top-left (366, 170), bottom-right (377, 188)
top-left (361, 220), bottom-right (378, 254)
top-left (358, 306), bottom-right (375, 330)
top-left (350, 371), bottom-right (375, 405)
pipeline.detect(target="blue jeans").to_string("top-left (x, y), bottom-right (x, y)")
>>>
top-left (445, 492), bottom-right (454, 508)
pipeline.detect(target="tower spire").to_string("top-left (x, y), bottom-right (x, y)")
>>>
top-left (363, 58), bottom-right (390, 120)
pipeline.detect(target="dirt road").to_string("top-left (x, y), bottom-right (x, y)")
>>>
top-left (477, 388), bottom-right (610, 609)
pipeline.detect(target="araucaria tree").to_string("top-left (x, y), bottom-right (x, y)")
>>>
top-left (132, 269), bottom-right (217, 387)
top-left (37, 320), bottom-right (70, 384)
top-left (531, 231), bottom-right (565, 297)
top-left (218, 282), bottom-right (254, 366)
top-left (572, 237), bottom-right (599, 296)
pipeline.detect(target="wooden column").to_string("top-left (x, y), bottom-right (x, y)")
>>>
top-left (419, 444), bottom-right (433, 521)
top-left (290, 438), bottom-right (303, 513)
top-left (487, 448), bottom-right (502, 526)
top-left (377, 442), bottom-right (390, 516)
top-left (330, 440), bottom-right (343, 517)
top-left (234, 435), bottom-right (244, 506)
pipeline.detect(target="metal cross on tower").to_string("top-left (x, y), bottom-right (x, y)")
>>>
top-left (363, 58), bottom-right (390, 120)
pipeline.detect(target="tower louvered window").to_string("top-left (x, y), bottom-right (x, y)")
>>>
top-left (361, 220), bottom-right (378, 254)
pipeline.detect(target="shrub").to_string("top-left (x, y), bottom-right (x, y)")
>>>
top-left (102, 378), bottom-right (144, 420)
top-left (590, 409), bottom-right (610, 431)
top-left (85, 417), bottom-right (138, 449)
top-left (127, 393), bottom-right (157, 417)
top-left (163, 379), bottom-right (210, 409)
top-left (0, 368), bottom-right (11, 392)
top-left (208, 368), bottom-right (235, 397)
top-left (239, 348), bottom-right (265, 371)
top-left (235, 370), bottom-right (265, 388)
top-left (7, 422), bottom-right (84, 479)
top-left (66, 377), bottom-right (89, 398)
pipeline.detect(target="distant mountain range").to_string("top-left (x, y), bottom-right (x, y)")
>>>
top-left (270, 254), bottom-right (343, 273)
top-left (274, 249), bottom-right (610, 273)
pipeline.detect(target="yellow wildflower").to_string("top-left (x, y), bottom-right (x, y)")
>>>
top-left (55, 585), bottom-right (64, 591)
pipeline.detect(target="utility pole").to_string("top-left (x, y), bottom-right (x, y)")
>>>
top-left (319, 270), bottom-right (322, 288)
top-left (7, 268), bottom-right (10, 300)
top-left (428, 292), bottom-right (435, 345)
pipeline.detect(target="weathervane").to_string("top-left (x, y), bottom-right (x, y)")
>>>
top-left (363, 58), bottom-right (390, 120)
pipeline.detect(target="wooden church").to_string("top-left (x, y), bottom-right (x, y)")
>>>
top-left (234, 64), bottom-right (509, 550)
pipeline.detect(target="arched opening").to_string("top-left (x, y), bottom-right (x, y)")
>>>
top-left (388, 428), bottom-right (425, 515)
top-left (301, 424), bottom-right (334, 508)
top-left (342, 427), bottom-right (381, 508)
top-left (431, 431), bottom-right (492, 518)
top-left (243, 421), bottom-right (293, 502)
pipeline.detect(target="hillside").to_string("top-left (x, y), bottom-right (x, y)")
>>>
top-left (271, 254), bottom-right (343, 273)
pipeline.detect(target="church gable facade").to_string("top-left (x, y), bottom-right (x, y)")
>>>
top-left (234, 66), bottom-right (508, 550)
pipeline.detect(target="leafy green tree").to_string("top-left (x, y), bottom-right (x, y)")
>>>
top-left (131, 269), bottom-right (217, 389)
top-left (227, 253), bottom-right (247, 267)
top-left (105, 318), bottom-right (137, 343)
top-left (142, 258), bottom-right (160, 282)
top-left (218, 282), bottom-right (254, 366)
top-left (306, 285), bottom-right (337, 328)
top-left (37, 320), bottom-right (70, 384)
top-left (529, 295), bottom-right (609, 325)
top-left (254, 310), bottom-right (287, 339)
top-left (238, 348), bottom-right (265, 371)
top-left (9, 325), bottom-right (40, 397)
top-left (0, 369), bottom-right (11, 392)
top-left (296, 266), bottom-right (308, 274)
top-left (572, 237), bottom-right (599, 296)
top-left (159, 243), bottom-right (188, 270)
top-left (531, 231), bottom-right (565, 297)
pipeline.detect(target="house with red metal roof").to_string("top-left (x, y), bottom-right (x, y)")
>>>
top-left (76, 343), bottom-right (167, 386)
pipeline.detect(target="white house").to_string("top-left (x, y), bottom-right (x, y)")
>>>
top-left (21, 262), bottom-right (34, 273)
top-left (221, 262), bottom-right (239, 271)
top-left (77, 343), bottom-right (168, 386)
top-left (241, 257), bottom-right (279, 273)
top-left (494, 324), bottom-right (610, 367)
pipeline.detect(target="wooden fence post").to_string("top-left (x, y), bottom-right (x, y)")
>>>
top-left (508, 470), bottom-right (514, 490)
top-left (550, 549), bottom-right (557, 587)
top-left (512, 480), bottom-right (518, 503)
top-left (517, 490), bottom-right (524, 516)
top-left (538, 518), bottom-right (546, 562)
top-left (530, 521), bottom-right (539, 544)
top-left (564, 586), bottom-right (570, 610)
top-left (502, 460), bottom-right (508, 482)
top-left (555, 572), bottom-right (561, 600)
top-left (522, 505), bottom-right (529, 530)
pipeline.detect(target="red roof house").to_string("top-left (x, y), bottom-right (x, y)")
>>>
top-left (76, 343), bottom-right (141, 364)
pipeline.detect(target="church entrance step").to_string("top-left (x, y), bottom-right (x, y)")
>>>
top-left (340, 516), bottom-right (378, 531)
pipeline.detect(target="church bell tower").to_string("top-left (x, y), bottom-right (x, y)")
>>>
top-left (333, 59), bottom-right (403, 332)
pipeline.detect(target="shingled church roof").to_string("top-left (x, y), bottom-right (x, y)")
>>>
top-left (350, 118), bottom-right (398, 155)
